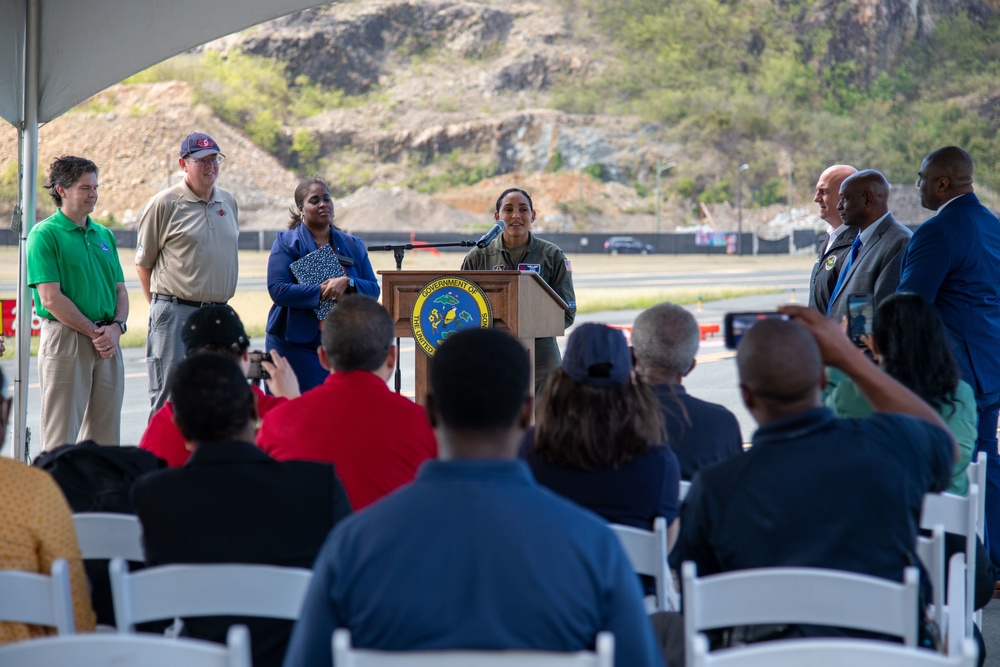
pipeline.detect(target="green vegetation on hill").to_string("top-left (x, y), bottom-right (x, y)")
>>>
top-left (119, 2), bottom-right (1000, 206)
top-left (125, 52), bottom-right (362, 174)
top-left (555, 0), bottom-right (1000, 200)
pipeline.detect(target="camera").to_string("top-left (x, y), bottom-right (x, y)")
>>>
top-left (247, 350), bottom-right (272, 381)
top-left (724, 312), bottom-right (791, 350)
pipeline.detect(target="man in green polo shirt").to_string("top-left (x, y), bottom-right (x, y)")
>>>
top-left (26, 156), bottom-right (128, 451)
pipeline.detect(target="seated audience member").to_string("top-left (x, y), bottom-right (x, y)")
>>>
top-left (0, 367), bottom-right (96, 642)
top-left (282, 328), bottom-right (664, 667)
top-left (256, 294), bottom-right (436, 510)
top-left (631, 302), bottom-right (743, 479)
top-left (826, 293), bottom-right (976, 495)
top-left (825, 292), bottom-right (994, 652)
top-left (520, 323), bottom-right (680, 539)
top-left (132, 354), bottom-right (352, 667)
top-left (139, 305), bottom-right (299, 467)
top-left (670, 306), bottom-right (955, 654)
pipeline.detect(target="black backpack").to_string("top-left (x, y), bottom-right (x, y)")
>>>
top-left (33, 440), bottom-right (166, 513)
top-left (33, 441), bottom-right (167, 626)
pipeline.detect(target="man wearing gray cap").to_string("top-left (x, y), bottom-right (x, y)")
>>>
top-left (135, 132), bottom-right (239, 418)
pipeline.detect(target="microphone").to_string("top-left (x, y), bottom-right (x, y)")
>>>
top-left (476, 220), bottom-right (506, 248)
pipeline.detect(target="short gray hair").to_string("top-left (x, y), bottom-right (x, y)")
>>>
top-left (631, 302), bottom-right (700, 377)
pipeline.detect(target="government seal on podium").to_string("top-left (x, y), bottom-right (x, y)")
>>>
top-left (410, 276), bottom-right (493, 357)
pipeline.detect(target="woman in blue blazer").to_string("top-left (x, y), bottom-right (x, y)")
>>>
top-left (266, 178), bottom-right (379, 392)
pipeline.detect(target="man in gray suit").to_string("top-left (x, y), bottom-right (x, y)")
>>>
top-left (809, 164), bottom-right (858, 314)
top-left (825, 170), bottom-right (911, 325)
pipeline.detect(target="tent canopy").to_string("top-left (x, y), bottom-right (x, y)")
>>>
top-left (1, 0), bottom-right (321, 126)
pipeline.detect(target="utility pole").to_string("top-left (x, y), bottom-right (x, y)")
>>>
top-left (655, 160), bottom-right (677, 234)
top-left (737, 162), bottom-right (749, 256)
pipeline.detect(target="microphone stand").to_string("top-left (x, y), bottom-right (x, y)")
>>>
top-left (368, 239), bottom-right (482, 393)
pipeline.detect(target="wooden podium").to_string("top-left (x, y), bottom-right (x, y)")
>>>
top-left (380, 270), bottom-right (570, 406)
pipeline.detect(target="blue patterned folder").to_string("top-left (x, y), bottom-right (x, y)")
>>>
top-left (289, 244), bottom-right (345, 320)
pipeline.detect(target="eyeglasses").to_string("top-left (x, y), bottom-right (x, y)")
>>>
top-left (186, 156), bottom-right (222, 166)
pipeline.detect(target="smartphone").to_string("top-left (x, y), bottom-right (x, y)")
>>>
top-left (724, 312), bottom-right (791, 349)
top-left (247, 350), bottom-right (272, 381)
top-left (846, 293), bottom-right (874, 347)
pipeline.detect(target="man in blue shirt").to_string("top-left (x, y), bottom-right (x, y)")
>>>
top-left (631, 302), bottom-right (743, 479)
top-left (670, 307), bottom-right (955, 654)
top-left (283, 328), bottom-right (664, 667)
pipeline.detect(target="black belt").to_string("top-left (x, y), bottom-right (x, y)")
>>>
top-left (152, 293), bottom-right (227, 308)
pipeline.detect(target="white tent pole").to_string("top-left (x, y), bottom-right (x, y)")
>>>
top-left (14, 0), bottom-right (40, 462)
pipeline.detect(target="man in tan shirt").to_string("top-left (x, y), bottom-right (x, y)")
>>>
top-left (135, 132), bottom-right (239, 418)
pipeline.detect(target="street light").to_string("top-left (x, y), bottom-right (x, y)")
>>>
top-left (654, 160), bottom-right (677, 234)
top-left (736, 162), bottom-right (749, 256)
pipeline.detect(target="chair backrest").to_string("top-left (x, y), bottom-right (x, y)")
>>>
top-left (681, 562), bottom-right (920, 666)
top-left (0, 623), bottom-right (251, 667)
top-left (679, 481), bottom-right (692, 501)
top-left (109, 558), bottom-right (312, 632)
top-left (609, 518), bottom-right (679, 611)
top-left (916, 524), bottom-right (945, 635)
top-left (920, 485), bottom-right (978, 637)
top-left (689, 633), bottom-right (977, 667)
top-left (966, 452), bottom-right (986, 539)
top-left (946, 552), bottom-right (967, 657)
top-left (332, 629), bottom-right (614, 667)
top-left (0, 559), bottom-right (75, 635)
top-left (73, 512), bottom-right (145, 561)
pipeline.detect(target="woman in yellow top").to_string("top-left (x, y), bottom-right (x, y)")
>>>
top-left (0, 367), bottom-right (95, 642)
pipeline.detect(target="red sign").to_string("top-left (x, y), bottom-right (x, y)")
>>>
top-left (0, 299), bottom-right (42, 337)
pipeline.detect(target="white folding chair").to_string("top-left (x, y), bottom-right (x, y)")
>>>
top-left (679, 480), bottom-right (692, 501)
top-left (609, 517), bottom-right (679, 611)
top-left (0, 624), bottom-right (251, 667)
top-left (921, 484), bottom-right (979, 636)
top-left (966, 452), bottom-right (986, 539)
top-left (689, 633), bottom-right (977, 667)
top-left (0, 559), bottom-right (75, 635)
top-left (73, 513), bottom-right (145, 561)
top-left (109, 558), bottom-right (312, 632)
top-left (945, 553), bottom-right (968, 657)
top-left (916, 524), bottom-right (946, 637)
top-left (332, 629), bottom-right (614, 667)
top-left (681, 562), bottom-right (921, 667)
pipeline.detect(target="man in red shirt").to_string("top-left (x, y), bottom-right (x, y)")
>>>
top-left (256, 294), bottom-right (437, 509)
top-left (139, 305), bottom-right (299, 466)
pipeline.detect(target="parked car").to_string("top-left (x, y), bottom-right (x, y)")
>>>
top-left (603, 236), bottom-right (655, 255)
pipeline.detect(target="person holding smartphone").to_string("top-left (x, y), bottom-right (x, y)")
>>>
top-left (139, 306), bottom-right (300, 467)
top-left (824, 293), bottom-right (976, 495)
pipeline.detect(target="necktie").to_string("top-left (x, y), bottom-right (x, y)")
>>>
top-left (827, 237), bottom-right (862, 316)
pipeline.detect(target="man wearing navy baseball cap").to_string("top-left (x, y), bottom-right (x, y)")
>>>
top-left (135, 132), bottom-right (240, 419)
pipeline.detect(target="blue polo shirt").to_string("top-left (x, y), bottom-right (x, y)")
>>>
top-left (283, 459), bottom-right (663, 667)
top-left (672, 407), bottom-right (953, 583)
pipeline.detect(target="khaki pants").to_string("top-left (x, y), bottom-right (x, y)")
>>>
top-left (38, 319), bottom-right (124, 451)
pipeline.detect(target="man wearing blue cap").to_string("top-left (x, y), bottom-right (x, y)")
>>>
top-left (135, 132), bottom-right (240, 419)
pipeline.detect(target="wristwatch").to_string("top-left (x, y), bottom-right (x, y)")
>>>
top-left (114, 320), bottom-right (127, 334)
top-left (348, 277), bottom-right (356, 290)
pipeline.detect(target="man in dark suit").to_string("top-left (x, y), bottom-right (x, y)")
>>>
top-left (631, 302), bottom-right (743, 479)
top-left (809, 164), bottom-right (858, 314)
top-left (899, 145), bottom-right (1000, 570)
top-left (825, 170), bottom-right (911, 325)
top-left (132, 353), bottom-right (352, 667)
